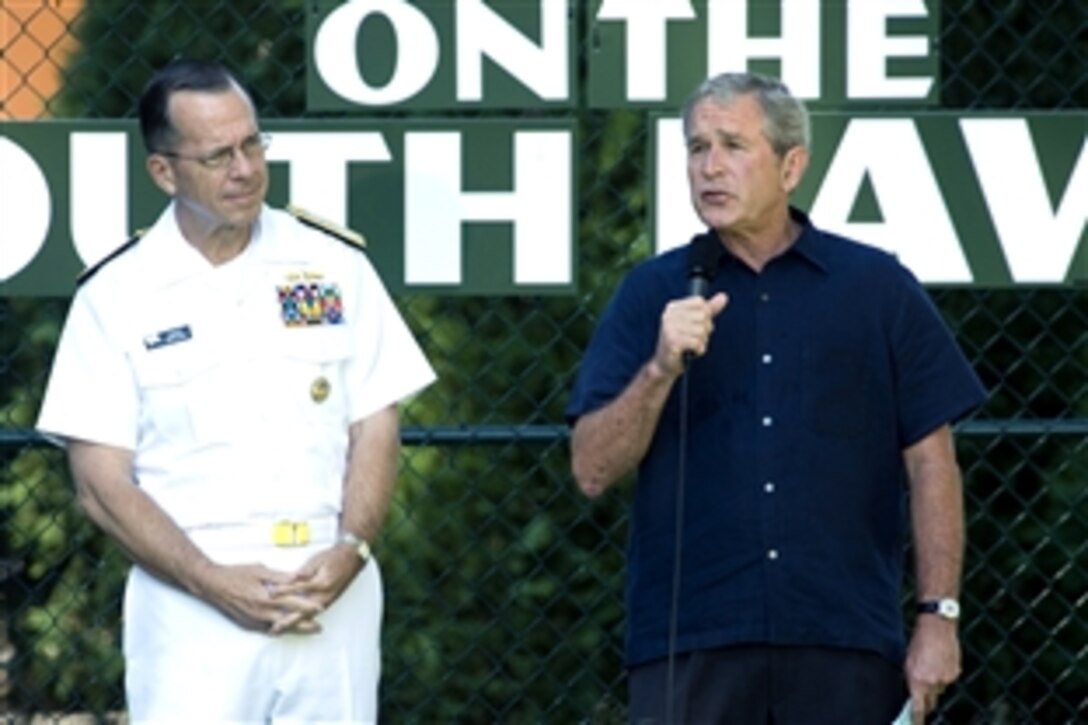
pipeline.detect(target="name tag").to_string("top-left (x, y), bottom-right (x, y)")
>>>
top-left (143, 325), bottom-right (192, 350)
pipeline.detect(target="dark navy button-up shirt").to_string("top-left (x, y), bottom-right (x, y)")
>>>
top-left (567, 209), bottom-right (987, 667)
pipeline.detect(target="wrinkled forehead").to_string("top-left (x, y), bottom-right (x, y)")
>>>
top-left (685, 94), bottom-right (767, 138)
top-left (166, 84), bottom-right (258, 146)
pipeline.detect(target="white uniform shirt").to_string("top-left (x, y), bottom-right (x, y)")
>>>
top-left (37, 203), bottom-right (435, 529)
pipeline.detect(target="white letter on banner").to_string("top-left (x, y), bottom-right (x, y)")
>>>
top-left (847, 0), bottom-right (932, 99)
top-left (0, 138), bottom-right (51, 282)
top-left (265, 132), bottom-right (392, 226)
top-left (404, 131), bottom-right (572, 285)
top-left (596, 0), bottom-right (696, 102)
top-left (654, 117), bottom-right (705, 254)
top-left (313, 0), bottom-right (438, 106)
top-left (457, 0), bottom-right (568, 102)
top-left (707, 0), bottom-right (820, 99)
top-left (810, 119), bottom-right (972, 283)
top-left (962, 119), bottom-right (1088, 283)
top-left (71, 133), bottom-right (128, 267)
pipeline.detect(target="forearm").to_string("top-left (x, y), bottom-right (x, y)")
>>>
top-left (912, 490), bottom-right (964, 601)
top-left (340, 405), bottom-right (400, 543)
top-left (905, 420), bottom-right (966, 600)
top-left (68, 441), bottom-right (215, 596)
top-left (906, 428), bottom-right (965, 601)
top-left (903, 424), bottom-right (965, 718)
top-left (571, 359), bottom-right (678, 498)
top-left (71, 442), bottom-right (330, 634)
top-left (260, 406), bottom-right (400, 623)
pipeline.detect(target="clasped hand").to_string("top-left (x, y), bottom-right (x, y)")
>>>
top-left (209, 544), bottom-right (363, 636)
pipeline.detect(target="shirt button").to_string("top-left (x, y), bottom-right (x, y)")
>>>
top-left (760, 292), bottom-right (770, 302)
top-left (764, 482), bottom-right (775, 494)
top-left (768, 549), bottom-right (779, 560)
top-left (761, 353), bottom-right (773, 364)
top-left (762, 416), bottom-right (773, 427)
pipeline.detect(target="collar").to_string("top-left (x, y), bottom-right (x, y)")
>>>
top-left (248, 206), bottom-right (312, 266)
top-left (140, 203), bottom-right (274, 288)
top-left (785, 207), bottom-right (830, 274)
top-left (706, 207), bottom-right (830, 275)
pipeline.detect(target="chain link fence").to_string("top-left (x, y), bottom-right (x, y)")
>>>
top-left (2, 1), bottom-right (1086, 722)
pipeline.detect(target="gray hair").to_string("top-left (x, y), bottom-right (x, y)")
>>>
top-left (682, 72), bottom-right (810, 158)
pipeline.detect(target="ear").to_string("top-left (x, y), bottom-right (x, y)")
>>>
top-left (780, 145), bottom-right (810, 194)
top-left (146, 154), bottom-right (177, 196)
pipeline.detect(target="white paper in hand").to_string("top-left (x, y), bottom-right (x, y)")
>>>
top-left (891, 699), bottom-right (912, 725)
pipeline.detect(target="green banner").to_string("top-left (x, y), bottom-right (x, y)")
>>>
top-left (651, 112), bottom-right (1086, 286)
top-left (306, 0), bottom-right (575, 111)
top-left (3, 112), bottom-right (1083, 296)
top-left (588, 0), bottom-right (940, 109)
top-left (0, 120), bottom-right (578, 297)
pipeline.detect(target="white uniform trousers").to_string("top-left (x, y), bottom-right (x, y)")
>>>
top-left (123, 539), bottom-right (381, 724)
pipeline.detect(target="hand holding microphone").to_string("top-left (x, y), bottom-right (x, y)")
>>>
top-left (653, 234), bottom-right (728, 375)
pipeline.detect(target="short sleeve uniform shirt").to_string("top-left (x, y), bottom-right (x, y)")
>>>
top-left (38, 204), bottom-right (435, 529)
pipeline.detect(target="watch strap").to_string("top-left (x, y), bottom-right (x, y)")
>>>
top-left (916, 598), bottom-right (960, 620)
top-left (338, 531), bottom-right (371, 564)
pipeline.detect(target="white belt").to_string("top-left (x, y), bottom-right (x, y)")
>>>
top-left (185, 516), bottom-right (339, 550)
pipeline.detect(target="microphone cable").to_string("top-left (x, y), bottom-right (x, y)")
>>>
top-left (664, 359), bottom-right (693, 725)
top-left (664, 232), bottom-right (719, 723)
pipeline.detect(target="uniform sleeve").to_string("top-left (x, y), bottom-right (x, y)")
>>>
top-left (343, 256), bottom-right (435, 422)
top-left (889, 266), bottom-right (988, 447)
top-left (36, 290), bottom-right (140, 450)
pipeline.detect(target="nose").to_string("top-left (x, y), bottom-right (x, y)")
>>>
top-left (700, 144), bottom-right (726, 177)
top-left (228, 147), bottom-right (262, 178)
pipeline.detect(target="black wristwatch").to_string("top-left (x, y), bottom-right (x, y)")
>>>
top-left (916, 598), bottom-right (960, 621)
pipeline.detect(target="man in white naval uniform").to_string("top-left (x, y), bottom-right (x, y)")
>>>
top-left (36, 59), bottom-right (435, 723)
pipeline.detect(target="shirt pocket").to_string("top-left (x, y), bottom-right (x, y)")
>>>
top-left (130, 343), bottom-right (221, 443)
top-left (268, 327), bottom-right (354, 431)
top-left (802, 342), bottom-right (871, 439)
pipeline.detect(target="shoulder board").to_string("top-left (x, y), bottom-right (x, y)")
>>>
top-left (287, 204), bottom-right (367, 250)
top-left (76, 230), bottom-right (145, 286)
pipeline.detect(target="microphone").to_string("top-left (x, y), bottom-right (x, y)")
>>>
top-left (683, 233), bottom-right (722, 364)
top-left (688, 232), bottom-right (721, 297)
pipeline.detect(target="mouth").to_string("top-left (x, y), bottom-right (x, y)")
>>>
top-left (224, 189), bottom-right (261, 205)
top-left (700, 189), bottom-right (731, 205)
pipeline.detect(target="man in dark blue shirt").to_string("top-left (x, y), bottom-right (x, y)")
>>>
top-left (567, 72), bottom-right (986, 724)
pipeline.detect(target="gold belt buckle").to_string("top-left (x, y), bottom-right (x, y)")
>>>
top-left (272, 520), bottom-right (311, 547)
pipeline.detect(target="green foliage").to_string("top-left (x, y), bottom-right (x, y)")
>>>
top-left (380, 443), bottom-right (628, 720)
top-left (951, 433), bottom-right (1087, 723)
top-left (53, 0), bottom-right (308, 120)
top-left (1, 300), bottom-right (127, 715)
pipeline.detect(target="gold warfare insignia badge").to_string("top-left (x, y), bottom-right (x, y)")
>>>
top-left (310, 376), bottom-right (331, 403)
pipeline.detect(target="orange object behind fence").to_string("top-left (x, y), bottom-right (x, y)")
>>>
top-left (0, 0), bottom-right (83, 120)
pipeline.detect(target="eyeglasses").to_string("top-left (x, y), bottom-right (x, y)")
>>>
top-left (156, 132), bottom-right (271, 170)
